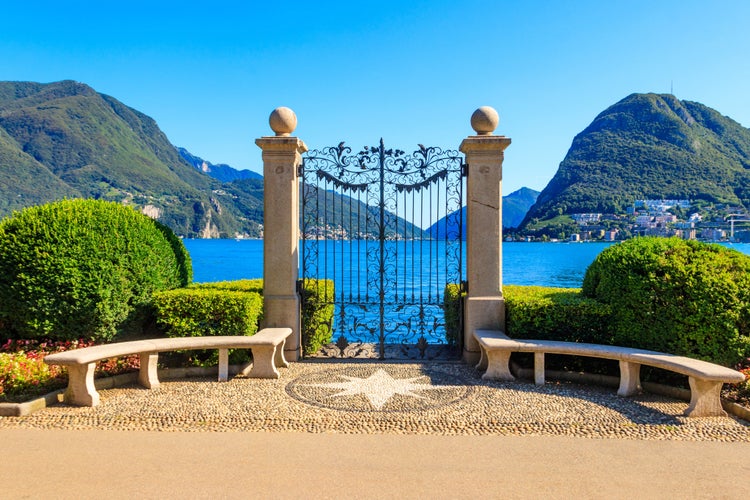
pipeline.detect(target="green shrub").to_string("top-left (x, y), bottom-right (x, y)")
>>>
top-left (443, 283), bottom-right (465, 346)
top-left (191, 279), bottom-right (263, 294)
top-left (504, 285), bottom-right (613, 344)
top-left (582, 237), bottom-right (750, 366)
top-left (300, 279), bottom-right (335, 356)
top-left (442, 284), bottom-right (611, 345)
top-left (152, 287), bottom-right (263, 366)
top-left (163, 278), bottom-right (334, 356)
top-left (152, 288), bottom-right (262, 338)
top-left (0, 199), bottom-right (192, 342)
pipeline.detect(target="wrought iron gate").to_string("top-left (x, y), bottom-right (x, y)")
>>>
top-left (300, 140), bottom-right (465, 359)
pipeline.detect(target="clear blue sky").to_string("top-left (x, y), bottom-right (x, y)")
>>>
top-left (2, 0), bottom-right (748, 193)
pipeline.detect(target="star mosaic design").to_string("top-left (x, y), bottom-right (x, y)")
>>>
top-left (307, 368), bottom-right (444, 410)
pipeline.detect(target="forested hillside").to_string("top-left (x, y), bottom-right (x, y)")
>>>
top-left (0, 80), bottom-right (264, 237)
top-left (520, 93), bottom-right (750, 231)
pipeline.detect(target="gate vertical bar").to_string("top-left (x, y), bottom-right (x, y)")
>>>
top-left (378, 139), bottom-right (386, 359)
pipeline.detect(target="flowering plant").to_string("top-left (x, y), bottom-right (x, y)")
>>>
top-left (0, 339), bottom-right (139, 402)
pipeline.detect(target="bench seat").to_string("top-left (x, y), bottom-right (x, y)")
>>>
top-left (45, 328), bottom-right (293, 407)
top-left (474, 329), bottom-right (745, 418)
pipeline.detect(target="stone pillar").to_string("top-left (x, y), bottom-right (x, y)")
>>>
top-left (460, 106), bottom-right (511, 364)
top-left (256, 107), bottom-right (307, 361)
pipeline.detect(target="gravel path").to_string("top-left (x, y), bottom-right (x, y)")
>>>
top-left (1, 361), bottom-right (748, 441)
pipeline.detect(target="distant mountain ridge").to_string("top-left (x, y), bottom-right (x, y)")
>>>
top-left (427, 187), bottom-right (540, 239)
top-left (177, 147), bottom-right (262, 183)
top-left (521, 93), bottom-right (750, 231)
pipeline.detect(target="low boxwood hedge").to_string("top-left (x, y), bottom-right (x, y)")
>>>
top-left (298, 279), bottom-right (335, 356)
top-left (156, 278), bottom-right (334, 357)
top-left (152, 288), bottom-right (263, 338)
top-left (191, 279), bottom-right (263, 295)
top-left (443, 284), bottom-right (612, 345)
top-left (152, 286), bottom-right (263, 366)
top-left (504, 285), bottom-right (612, 344)
top-left (443, 284), bottom-right (617, 374)
top-left (443, 283), bottom-right (464, 346)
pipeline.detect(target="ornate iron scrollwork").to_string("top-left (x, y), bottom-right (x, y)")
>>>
top-left (301, 139), bottom-right (464, 359)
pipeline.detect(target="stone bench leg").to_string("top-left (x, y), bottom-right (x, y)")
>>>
top-left (534, 352), bottom-right (545, 385)
top-left (218, 349), bottom-right (229, 382)
top-left (476, 347), bottom-right (488, 371)
top-left (685, 378), bottom-right (727, 417)
top-left (63, 362), bottom-right (100, 407)
top-left (138, 352), bottom-right (160, 389)
top-left (617, 361), bottom-right (641, 396)
top-left (482, 350), bottom-right (515, 381)
top-left (274, 339), bottom-right (290, 368)
top-left (246, 345), bottom-right (281, 379)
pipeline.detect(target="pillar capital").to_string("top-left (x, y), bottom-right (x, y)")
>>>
top-left (459, 135), bottom-right (512, 155)
top-left (255, 135), bottom-right (308, 152)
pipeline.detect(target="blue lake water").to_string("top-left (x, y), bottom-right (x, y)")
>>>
top-left (183, 239), bottom-right (750, 289)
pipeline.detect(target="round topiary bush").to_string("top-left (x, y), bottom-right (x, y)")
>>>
top-left (582, 237), bottom-right (750, 366)
top-left (0, 199), bottom-right (192, 342)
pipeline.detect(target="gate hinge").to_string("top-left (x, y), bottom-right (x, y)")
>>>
top-left (461, 280), bottom-right (468, 294)
top-left (296, 279), bottom-right (304, 295)
top-left (461, 163), bottom-right (468, 177)
top-left (297, 159), bottom-right (305, 177)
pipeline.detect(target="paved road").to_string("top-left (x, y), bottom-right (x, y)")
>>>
top-left (3, 428), bottom-right (749, 499)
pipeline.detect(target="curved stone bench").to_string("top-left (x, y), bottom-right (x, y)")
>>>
top-left (474, 329), bottom-right (746, 418)
top-left (44, 328), bottom-right (293, 407)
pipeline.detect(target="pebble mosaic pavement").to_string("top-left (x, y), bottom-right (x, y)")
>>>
top-left (1, 361), bottom-right (749, 441)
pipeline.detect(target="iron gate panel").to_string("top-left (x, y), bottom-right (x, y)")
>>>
top-left (301, 140), bottom-right (464, 359)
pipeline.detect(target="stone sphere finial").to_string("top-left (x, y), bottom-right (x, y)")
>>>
top-left (470, 106), bottom-right (499, 135)
top-left (269, 107), bottom-right (297, 136)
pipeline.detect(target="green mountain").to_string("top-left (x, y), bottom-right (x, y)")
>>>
top-left (0, 80), bottom-right (263, 238)
top-left (0, 80), bottom-right (421, 240)
top-left (520, 93), bottom-right (750, 231)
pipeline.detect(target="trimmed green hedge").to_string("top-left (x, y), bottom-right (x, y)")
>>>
top-left (152, 286), bottom-right (263, 366)
top-left (444, 283), bottom-right (464, 346)
top-left (443, 284), bottom-right (615, 375)
top-left (583, 237), bottom-right (750, 366)
top-left (0, 199), bottom-right (191, 342)
top-left (443, 284), bottom-right (611, 345)
top-left (160, 278), bottom-right (334, 356)
top-left (152, 288), bottom-right (263, 338)
top-left (191, 279), bottom-right (263, 294)
top-left (299, 279), bottom-right (335, 356)
top-left (504, 285), bottom-right (613, 344)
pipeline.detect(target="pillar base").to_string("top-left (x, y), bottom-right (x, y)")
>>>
top-left (463, 348), bottom-right (481, 366)
top-left (463, 295), bottom-right (505, 358)
top-left (262, 294), bottom-right (301, 361)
